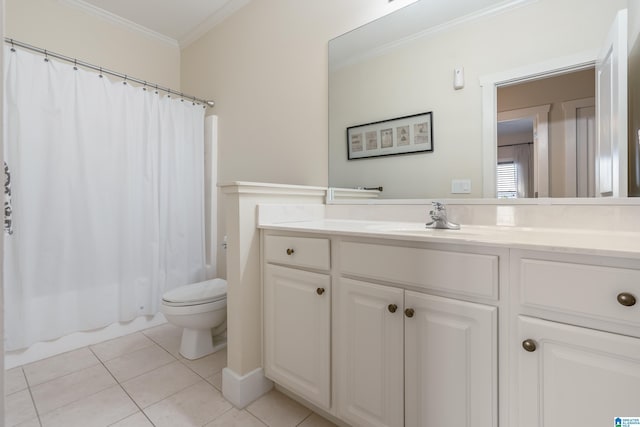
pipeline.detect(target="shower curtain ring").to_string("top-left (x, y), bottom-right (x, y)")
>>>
top-left (99, 67), bottom-right (103, 78)
top-left (44, 50), bottom-right (49, 62)
top-left (143, 81), bottom-right (147, 91)
top-left (155, 84), bottom-right (158, 95)
top-left (10, 39), bottom-right (15, 52)
top-left (73, 59), bottom-right (78, 71)
top-left (180, 93), bottom-right (184, 102)
top-left (123, 75), bottom-right (128, 85)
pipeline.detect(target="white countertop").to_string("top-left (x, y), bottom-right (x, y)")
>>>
top-left (258, 219), bottom-right (640, 259)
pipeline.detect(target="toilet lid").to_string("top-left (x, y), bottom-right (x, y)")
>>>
top-left (162, 278), bottom-right (227, 306)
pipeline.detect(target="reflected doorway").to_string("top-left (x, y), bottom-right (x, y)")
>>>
top-left (496, 68), bottom-right (595, 198)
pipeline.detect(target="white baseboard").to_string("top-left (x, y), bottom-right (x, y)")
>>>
top-left (222, 367), bottom-right (273, 408)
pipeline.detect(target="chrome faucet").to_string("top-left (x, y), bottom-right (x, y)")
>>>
top-left (425, 202), bottom-right (460, 230)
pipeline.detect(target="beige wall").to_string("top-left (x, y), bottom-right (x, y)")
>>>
top-left (5, 0), bottom-right (180, 89)
top-left (329, 0), bottom-right (626, 198)
top-left (181, 0), bottom-right (412, 187)
top-left (498, 69), bottom-right (595, 197)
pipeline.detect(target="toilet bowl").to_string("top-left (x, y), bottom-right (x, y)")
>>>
top-left (160, 278), bottom-right (227, 360)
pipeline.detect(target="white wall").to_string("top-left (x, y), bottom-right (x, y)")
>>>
top-left (5, 0), bottom-right (181, 89)
top-left (180, 0), bottom-right (415, 187)
top-left (629, 0), bottom-right (640, 196)
top-left (329, 0), bottom-right (626, 198)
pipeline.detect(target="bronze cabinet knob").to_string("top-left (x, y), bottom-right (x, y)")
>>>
top-left (388, 304), bottom-right (398, 313)
top-left (617, 292), bottom-right (637, 307)
top-left (404, 308), bottom-right (415, 318)
top-left (286, 248), bottom-right (295, 255)
top-left (316, 288), bottom-right (325, 296)
top-left (522, 339), bottom-right (537, 352)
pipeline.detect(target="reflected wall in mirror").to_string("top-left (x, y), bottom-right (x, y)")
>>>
top-left (328, 0), bottom-right (632, 199)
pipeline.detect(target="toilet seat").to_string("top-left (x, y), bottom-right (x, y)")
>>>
top-left (162, 278), bottom-right (227, 307)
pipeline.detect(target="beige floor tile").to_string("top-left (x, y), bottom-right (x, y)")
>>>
top-left (5, 389), bottom-right (38, 427)
top-left (5, 367), bottom-right (28, 395)
top-left (204, 407), bottom-right (267, 427)
top-left (142, 323), bottom-right (183, 356)
top-left (90, 332), bottom-right (155, 362)
top-left (108, 411), bottom-right (154, 427)
top-left (39, 385), bottom-right (137, 427)
top-left (23, 348), bottom-right (99, 386)
top-left (31, 364), bottom-right (117, 414)
top-left (104, 344), bottom-right (175, 383)
top-left (179, 347), bottom-right (226, 378)
top-left (13, 418), bottom-right (41, 427)
top-left (298, 413), bottom-right (339, 427)
top-left (246, 390), bottom-right (312, 427)
top-left (144, 380), bottom-right (232, 427)
top-left (206, 371), bottom-right (222, 391)
top-left (121, 360), bottom-right (201, 408)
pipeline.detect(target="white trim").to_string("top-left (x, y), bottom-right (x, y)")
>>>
top-left (222, 367), bottom-right (274, 408)
top-left (562, 97), bottom-right (596, 197)
top-left (58, 0), bottom-right (179, 47)
top-left (219, 182), bottom-right (327, 197)
top-left (498, 104), bottom-right (551, 198)
top-left (179, 0), bottom-right (252, 48)
top-left (480, 51), bottom-right (598, 197)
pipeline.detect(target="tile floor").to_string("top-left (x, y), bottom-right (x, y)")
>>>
top-left (5, 323), bottom-right (338, 427)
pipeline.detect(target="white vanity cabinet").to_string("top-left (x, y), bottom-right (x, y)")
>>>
top-left (335, 240), bottom-right (500, 427)
top-left (263, 235), bottom-right (332, 410)
top-left (511, 250), bottom-right (640, 426)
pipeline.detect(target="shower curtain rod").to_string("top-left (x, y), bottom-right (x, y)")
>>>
top-left (4, 38), bottom-right (215, 108)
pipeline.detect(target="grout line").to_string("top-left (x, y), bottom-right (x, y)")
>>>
top-left (21, 367), bottom-right (44, 427)
top-left (296, 412), bottom-right (314, 426)
top-left (88, 345), bottom-right (157, 427)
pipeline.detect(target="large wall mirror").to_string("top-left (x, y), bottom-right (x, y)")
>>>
top-left (328, 0), bottom-right (633, 200)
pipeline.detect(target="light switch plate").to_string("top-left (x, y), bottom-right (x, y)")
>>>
top-left (451, 179), bottom-right (471, 194)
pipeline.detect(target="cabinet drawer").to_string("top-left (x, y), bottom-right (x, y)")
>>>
top-left (264, 235), bottom-right (330, 270)
top-left (340, 241), bottom-right (499, 300)
top-left (518, 257), bottom-right (640, 328)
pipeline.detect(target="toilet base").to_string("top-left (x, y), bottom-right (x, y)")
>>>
top-left (179, 328), bottom-right (227, 360)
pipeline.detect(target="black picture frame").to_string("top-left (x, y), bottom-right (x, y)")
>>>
top-left (347, 111), bottom-right (433, 160)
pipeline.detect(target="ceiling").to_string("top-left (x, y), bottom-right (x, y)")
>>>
top-left (66, 0), bottom-right (251, 47)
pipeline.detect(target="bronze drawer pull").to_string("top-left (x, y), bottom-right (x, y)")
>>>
top-left (522, 339), bottom-right (537, 352)
top-left (404, 308), bottom-right (414, 318)
top-left (316, 287), bottom-right (325, 296)
top-left (286, 248), bottom-right (295, 255)
top-left (388, 304), bottom-right (398, 313)
top-left (617, 292), bottom-right (636, 307)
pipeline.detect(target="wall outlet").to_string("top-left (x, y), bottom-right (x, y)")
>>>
top-left (451, 179), bottom-right (471, 194)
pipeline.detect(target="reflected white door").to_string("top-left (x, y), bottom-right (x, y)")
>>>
top-left (596, 9), bottom-right (628, 197)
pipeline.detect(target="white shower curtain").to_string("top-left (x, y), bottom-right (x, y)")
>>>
top-left (3, 46), bottom-right (206, 351)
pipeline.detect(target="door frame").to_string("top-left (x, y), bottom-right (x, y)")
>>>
top-left (479, 52), bottom-right (596, 197)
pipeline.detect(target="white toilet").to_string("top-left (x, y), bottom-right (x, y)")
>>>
top-left (160, 278), bottom-right (228, 360)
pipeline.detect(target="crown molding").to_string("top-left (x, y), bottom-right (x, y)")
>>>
top-left (58, 0), bottom-right (179, 48)
top-left (179, 0), bottom-right (252, 48)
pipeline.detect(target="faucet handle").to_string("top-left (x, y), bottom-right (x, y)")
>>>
top-left (431, 201), bottom-right (445, 212)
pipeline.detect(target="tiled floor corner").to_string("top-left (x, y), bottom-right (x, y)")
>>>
top-left (5, 323), bottom-right (338, 427)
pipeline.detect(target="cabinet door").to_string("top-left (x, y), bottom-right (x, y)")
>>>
top-left (264, 264), bottom-right (331, 409)
top-left (516, 316), bottom-right (640, 427)
top-left (335, 278), bottom-right (404, 427)
top-left (404, 291), bottom-right (497, 427)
